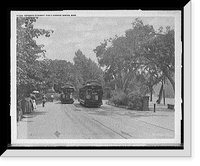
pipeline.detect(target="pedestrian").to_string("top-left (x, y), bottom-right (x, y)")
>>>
top-left (31, 94), bottom-right (37, 109)
top-left (42, 94), bottom-right (47, 107)
top-left (32, 99), bottom-right (37, 109)
top-left (51, 94), bottom-right (54, 102)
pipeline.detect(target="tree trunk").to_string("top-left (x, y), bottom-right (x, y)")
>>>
top-left (149, 87), bottom-right (153, 101)
top-left (163, 77), bottom-right (166, 105)
top-left (162, 70), bottom-right (175, 92)
top-left (157, 81), bottom-right (163, 104)
top-left (163, 89), bottom-right (165, 105)
top-left (166, 75), bottom-right (175, 92)
top-left (123, 79), bottom-right (129, 94)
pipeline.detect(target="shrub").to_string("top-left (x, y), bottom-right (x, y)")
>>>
top-left (109, 90), bottom-right (128, 106)
top-left (127, 94), bottom-right (143, 110)
top-left (109, 90), bottom-right (143, 110)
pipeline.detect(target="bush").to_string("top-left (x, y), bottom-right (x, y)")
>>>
top-left (109, 90), bottom-right (143, 110)
top-left (109, 90), bottom-right (128, 106)
top-left (127, 94), bottom-right (143, 110)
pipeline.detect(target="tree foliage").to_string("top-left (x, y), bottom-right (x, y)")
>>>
top-left (52, 50), bottom-right (104, 94)
top-left (94, 36), bottom-right (141, 93)
top-left (73, 49), bottom-right (104, 88)
top-left (140, 28), bottom-right (175, 91)
top-left (94, 18), bottom-right (175, 97)
top-left (17, 17), bottom-right (53, 99)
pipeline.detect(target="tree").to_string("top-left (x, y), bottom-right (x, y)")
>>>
top-left (17, 17), bottom-right (53, 99)
top-left (123, 18), bottom-right (175, 93)
top-left (94, 36), bottom-right (142, 94)
top-left (73, 49), bottom-right (104, 88)
top-left (123, 18), bottom-right (175, 103)
top-left (136, 66), bottom-right (164, 101)
top-left (94, 19), bottom-right (155, 94)
top-left (40, 59), bottom-right (76, 93)
top-left (140, 27), bottom-right (175, 91)
top-left (94, 18), bottom-right (175, 98)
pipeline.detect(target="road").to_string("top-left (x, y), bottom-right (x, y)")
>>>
top-left (17, 100), bottom-right (175, 139)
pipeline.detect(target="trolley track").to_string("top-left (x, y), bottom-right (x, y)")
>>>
top-left (62, 104), bottom-right (129, 139)
top-left (72, 104), bottom-right (131, 138)
top-left (73, 103), bottom-right (174, 138)
top-left (85, 115), bottom-right (128, 139)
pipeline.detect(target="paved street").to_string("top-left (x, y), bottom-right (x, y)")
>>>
top-left (17, 100), bottom-right (175, 139)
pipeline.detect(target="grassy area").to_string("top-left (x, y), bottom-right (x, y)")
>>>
top-left (150, 95), bottom-right (175, 105)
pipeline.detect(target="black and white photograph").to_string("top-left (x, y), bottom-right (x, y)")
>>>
top-left (8, 8), bottom-right (189, 156)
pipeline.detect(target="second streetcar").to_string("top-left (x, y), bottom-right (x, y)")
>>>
top-left (60, 83), bottom-right (75, 104)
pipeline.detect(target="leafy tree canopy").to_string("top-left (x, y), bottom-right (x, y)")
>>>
top-left (94, 18), bottom-right (175, 95)
top-left (17, 17), bottom-right (53, 99)
top-left (73, 49), bottom-right (104, 88)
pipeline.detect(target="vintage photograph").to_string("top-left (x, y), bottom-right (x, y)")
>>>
top-left (11, 10), bottom-right (182, 147)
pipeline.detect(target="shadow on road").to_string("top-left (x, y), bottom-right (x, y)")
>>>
top-left (73, 103), bottom-right (95, 111)
top-left (22, 111), bottom-right (47, 119)
top-left (73, 103), bottom-right (108, 109)
top-left (55, 101), bottom-right (62, 104)
top-left (55, 101), bottom-right (75, 105)
top-left (73, 103), bottom-right (84, 108)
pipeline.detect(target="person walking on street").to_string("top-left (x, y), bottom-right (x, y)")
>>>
top-left (31, 94), bottom-right (37, 109)
top-left (42, 95), bottom-right (47, 107)
top-left (51, 94), bottom-right (54, 102)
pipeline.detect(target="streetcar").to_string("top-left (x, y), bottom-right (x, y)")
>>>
top-left (78, 80), bottom-right (103, 107)
top-left (60, 83), bottom-right (75, 104)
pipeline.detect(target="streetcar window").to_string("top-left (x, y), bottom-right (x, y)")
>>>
top-left (87, 89), bottom-right (92, 94)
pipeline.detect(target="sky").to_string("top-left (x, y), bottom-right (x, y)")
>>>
top-left (33, 15), bottom-right (174, 63)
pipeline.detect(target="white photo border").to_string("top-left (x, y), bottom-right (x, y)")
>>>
top-left (4, 2), bottom-right (191, 156)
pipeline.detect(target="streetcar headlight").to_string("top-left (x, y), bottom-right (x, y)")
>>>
top-left (86, 95), bottom-right (91, 99)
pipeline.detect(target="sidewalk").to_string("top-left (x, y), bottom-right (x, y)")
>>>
top-left (104, 99), bottom-right (175, 132)
top-left (17, 102), bottom-right (53, 139)
top-left (149, 96), bottom-right (175, 111)
top-left (105, 98), bottom-right (175, 112)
